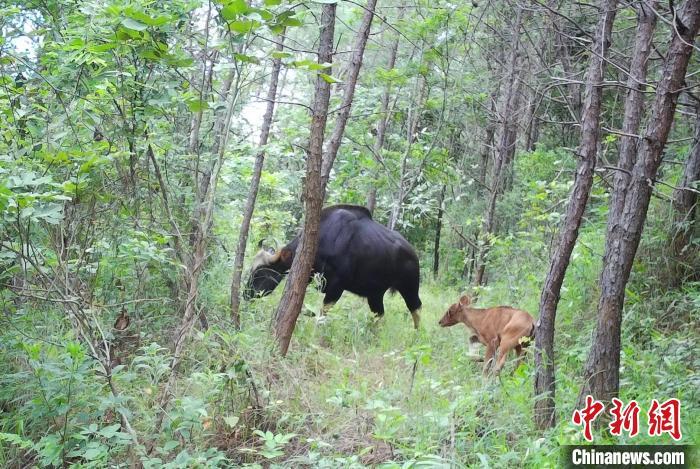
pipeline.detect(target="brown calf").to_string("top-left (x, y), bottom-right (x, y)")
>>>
top-left (439, 295), bottom-right (535, 375)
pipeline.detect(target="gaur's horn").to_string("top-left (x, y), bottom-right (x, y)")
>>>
top-left (250, 249), bottom-right (281, 271)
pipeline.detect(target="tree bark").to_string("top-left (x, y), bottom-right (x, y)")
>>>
top-left (367, 6), bottom-right (403, 214)
top-left (388, 71), bottom-right (426, 231)
top-left (608, 1), bottom-right (658, 222)
top-left (479, 93), bottom-right (499, 195)
top-left (321, 0), bottom-right (379, 194)
top-left (579, 0), bottom-right (700, 406)
top-left (534, 0), bottom-right (618, 430)
top-left (275, 3), bottom-right (336, 356)
top-left (275, 0), bottom-right (377, 356)
top-left (230, 35), bottom-right (285, 327)
top-left (548, 0), bottom-right (582, 118)
top-left (670, 103), bottom-right (700, 286)
top-left (473, 8), bottom-right (524, 288)
top-left (433, 185), bottom-right (446, 278)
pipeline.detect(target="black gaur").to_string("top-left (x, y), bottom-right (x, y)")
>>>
top-left (245, 204), bottom-right (422, 328)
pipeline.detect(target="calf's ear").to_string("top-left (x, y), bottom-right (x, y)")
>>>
top-left (459, 295), bottom-right (471, 306)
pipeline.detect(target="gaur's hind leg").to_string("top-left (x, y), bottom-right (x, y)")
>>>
top-left (398, 285), bottom-right (422, 330)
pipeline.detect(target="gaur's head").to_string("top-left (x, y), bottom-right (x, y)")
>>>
top-left (438, 295), bottom-right (472, 327)
top-left (243, 248), bottom-right (293, 300)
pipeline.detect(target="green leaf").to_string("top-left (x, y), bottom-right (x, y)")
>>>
top-left (98, 424), bottom-right (122, 439)
top-left (162, 440), bottom-right (179, 452)
top-left (186, 98), bottom-right (209, 112)
top-left (0, 432), bottom-right (34, 450)
top-left (279, 16), bottom-right (302, 27)
top-left (224, 415), bottom-right (240, 428)
top-left (82, 446), bottom-right (104, 460)
top-left (271, 51), bottom-right (293, 59)
top-left (234, 53), bottom-right (260, 64)
top-left (319, 73), bottom-right (341, 84)
top-left (230, 19), bottom-right (260, 33)
top-left (290, 59), bottom-right (331, 71)
top-left (264, 0), bottom-right (282, 5)
top-left (121, 18), bottom-right (147, 31)
top-left (221, 0), bottom-right (249, 20)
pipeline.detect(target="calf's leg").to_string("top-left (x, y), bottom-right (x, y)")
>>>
top-left (494, 337), bottom-right (521, 374)
top-left (483, 338), bottom-right (498, 375)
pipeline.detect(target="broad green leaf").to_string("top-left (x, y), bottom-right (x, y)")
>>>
top-left (319, 73), bottom-right (341, 84)
top-left (228, 19), bottom-right (260, 33)
top-left (271, 51), bottom-right (293, 59)
top-left (222, 0), bottom-right (249, 20)
top-left (234, 53), bottom-right (259, 64)
top-left (186, 99), bottom-right (209, 112)
top-left (121, 18), bottom-right (147, 31)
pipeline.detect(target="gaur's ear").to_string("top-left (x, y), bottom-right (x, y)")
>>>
top-left (459, 295), bottom-right (471, 306)
top-left (279, 249), bottom-right (292, 264)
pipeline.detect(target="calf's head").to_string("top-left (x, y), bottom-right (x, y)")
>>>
top-left (244, 248), bottom-right (293, 300)
top-left (438, 295), bottom-right (472, 327)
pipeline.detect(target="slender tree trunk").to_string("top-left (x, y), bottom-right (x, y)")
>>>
top-left (275, 0), bottom-right (377, 356)
top-left (321, 0), bottom-right (378, 193)
top-left (433, 185), bottom-right (446, 278)
top-left (609, 1), bottom-right (658, 222)
top-left (473, 8), bottom-right (524, 288)
top-left (534, 0), bottom-right (618, 429)
top-left (368, 6), bottom-right (403, 214)
top-left (525, 84), bottom-right (541, 152)
top-left (275, 4), bottom-right (335, 356)
top-left (479, 93), bottom-right (499, 195)
top-left (670, 103), bottom-right (700, 286)
top-left (579, 0), bottom-right (700, 406)
top-left (548, 0), bottom-right (582, 118)
top-left (230, 35), bottom-right (285, 327)
top-left (388, 72), bottom-right (425, 231)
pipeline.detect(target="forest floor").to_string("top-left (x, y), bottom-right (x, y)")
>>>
top-left (191, 276), bottom-right (698, 467)
top-left (2, 266), bottom-right (696, 467)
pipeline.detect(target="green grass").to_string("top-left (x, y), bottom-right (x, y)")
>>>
top-left (1, 253), bottom-right (697, 467)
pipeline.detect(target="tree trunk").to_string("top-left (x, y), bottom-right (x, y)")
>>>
top-left (388, 72), bottom-right (426, 231)
top-left (473, 8), bottom-right (524, 288)
top-left (670, 103), bottom-right (700, 286)
top-left (548, 0), bottom-right (582, 118)
top-left (367, 6), bottom-right (403, 213)
top-left (276, 0), bottom-right (376, 356)
top-left (609, 1), bottom-right (657, 222)
top-left (230, 35), bottom-right (285, 327)
top-left (479, 93), bottom-right (499, 195)
top-left (321, 0), bottom-right (379, 194)
top-left (533, 0), bottom-right (618, 430)
top-left (433, 185), bottom-right (446, 278)
top-left (579, 0), bottom-right (700, 406)
top-left (275, 4), bottom-right (335, 356)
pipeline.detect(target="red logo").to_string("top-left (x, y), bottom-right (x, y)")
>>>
top-left (648, 398), bottom-right (682, 441)
top-left (572, 397), bottom-right (682, 442)
top-left (609, 398), bottom-right (640, 437)
top-left (572, 395), bottom-right (605, 442)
